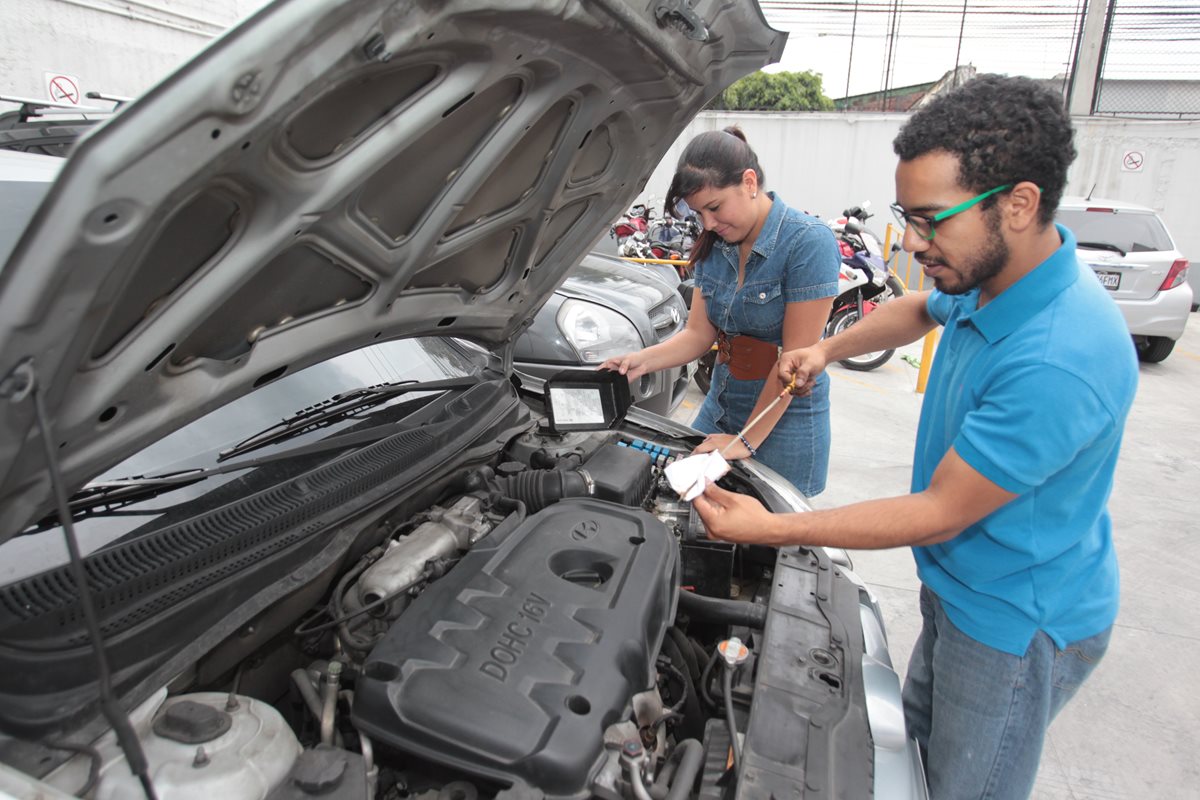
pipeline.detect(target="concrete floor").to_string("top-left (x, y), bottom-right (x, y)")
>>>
top-left (670, 312), bottom-right (1200, 799)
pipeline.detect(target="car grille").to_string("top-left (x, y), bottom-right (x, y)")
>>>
top-left (649, 295), bottom-right (686, 342)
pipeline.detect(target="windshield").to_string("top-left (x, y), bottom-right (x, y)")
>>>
top-left (1057, 208), bottom-right (1175, 253)
top-left (0, 337), bottom-right (484, 583)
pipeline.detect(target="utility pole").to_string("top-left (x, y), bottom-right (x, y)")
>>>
top-left (845, 0), bottom-right (860, 100)
top-left (1066, 0), bottom-right (1115, 115)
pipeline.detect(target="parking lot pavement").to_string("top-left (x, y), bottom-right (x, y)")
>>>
top-left (672, 313), bottom-right (1200, 799)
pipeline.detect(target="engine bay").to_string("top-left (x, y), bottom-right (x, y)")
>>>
top-left (22, 405), bottom-right (877, 800)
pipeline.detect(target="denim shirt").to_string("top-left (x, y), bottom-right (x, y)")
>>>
top-left (694, 193), bottom-right (839, 345)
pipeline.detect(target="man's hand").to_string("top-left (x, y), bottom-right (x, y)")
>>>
top-left (778, 345), bottom-right (828, 396)
top-left (693, 433), bottom-right (752, 460)
top-left (693, 483), bottom-right (782, 544)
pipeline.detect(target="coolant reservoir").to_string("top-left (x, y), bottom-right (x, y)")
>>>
top-left (47, 689), bottom-right (301, 800)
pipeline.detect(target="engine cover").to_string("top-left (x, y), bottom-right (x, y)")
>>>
top-left (352, 498), bottom-right (678, 797)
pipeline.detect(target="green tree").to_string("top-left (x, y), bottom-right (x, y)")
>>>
top-left (709, 70), bottom-right (834, 112)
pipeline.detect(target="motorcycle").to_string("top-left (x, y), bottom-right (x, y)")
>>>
top-left (608, 200), bottom-right (656, 245)
top-left (826, 214), bottom-right (907, 371)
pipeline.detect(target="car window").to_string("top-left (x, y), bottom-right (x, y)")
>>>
top-left (1056, 208), bottom-right (1174, 253)
top-left (0, 337), bottom-right (485, 583)
top-left (0, 152), bottom-right (62, 266)
top-left (106, 337), bottom-right (484, 479)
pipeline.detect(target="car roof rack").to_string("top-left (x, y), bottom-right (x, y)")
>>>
top-left (85, 91), bottom-right (133, 108)
top-left (0, 94), bottom-right (115, 123)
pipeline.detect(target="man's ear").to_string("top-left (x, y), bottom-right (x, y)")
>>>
top-left (1005, 181), bottom-right (1043, 232)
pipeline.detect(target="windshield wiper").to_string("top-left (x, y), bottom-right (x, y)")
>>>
top-left (1077, 241), bottom-right (1127, 257)
top-left (217, 377), bottom-right (477, 461)
top-left (33, 377), bottom-right (479, 529)
top-left (67, 471), bottom-right (208, 513)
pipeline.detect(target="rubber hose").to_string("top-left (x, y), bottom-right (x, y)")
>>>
top-left (492, 469), bottom-right (591, 513)
top-left (666, 626), bottom-right (701, 682)
top-left (659, 634), bottom-right (706, 742)
top-left (699, 650), bottom-right (720, 711)
top-left (677, 588), bottom-right (767, 629)
top-left (723, 666), bottom-right (743, 774)
top-left (650, 739), bottom-right (704, 800)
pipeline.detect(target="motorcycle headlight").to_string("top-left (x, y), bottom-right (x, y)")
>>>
top-left (557, 299), bottom-right (643, 363)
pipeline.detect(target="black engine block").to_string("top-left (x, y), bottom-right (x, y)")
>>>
top-left (352, 498), bottom-right (678, 797)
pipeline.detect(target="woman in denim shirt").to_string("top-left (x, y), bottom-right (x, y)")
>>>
top-left (602, 128), bottom-right (838, 496)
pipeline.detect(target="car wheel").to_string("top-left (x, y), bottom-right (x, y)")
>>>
top-left (1135, 335), bottom-right (1175, 363)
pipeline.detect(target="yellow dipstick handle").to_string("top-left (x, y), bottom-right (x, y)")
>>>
top-left (720, 376), bottom-right (796, 457)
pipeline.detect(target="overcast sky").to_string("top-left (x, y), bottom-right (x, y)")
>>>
top-left (758, 0), bottom-right (1200, 98)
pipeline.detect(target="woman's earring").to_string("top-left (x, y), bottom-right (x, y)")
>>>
top-left (751, 192), bottom-right (757, 198)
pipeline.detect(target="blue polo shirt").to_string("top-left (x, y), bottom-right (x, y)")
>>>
top-left (912, 225), bottom-right (1137, 656)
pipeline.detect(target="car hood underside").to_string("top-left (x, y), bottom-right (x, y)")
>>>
top-left (0, 0), bottom-right (783, 538)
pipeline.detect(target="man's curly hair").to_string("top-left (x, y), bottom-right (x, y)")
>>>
top-left (893, 75), bottom-right (1076, 225)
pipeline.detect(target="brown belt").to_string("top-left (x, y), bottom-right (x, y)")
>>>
top-left (716, 330), bottom-right (781, 381)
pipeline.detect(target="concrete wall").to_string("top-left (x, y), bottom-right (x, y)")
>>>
top-left (638, 112), bottom-right (1200, 264)
top-left (0, 0), bottom-right (257, 105)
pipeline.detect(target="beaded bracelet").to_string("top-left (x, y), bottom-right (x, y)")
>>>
top-left (738, 434), bottom-right (757, 457)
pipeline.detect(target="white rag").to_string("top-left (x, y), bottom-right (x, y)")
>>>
top-left (664, 451), bottom-right (730, 501)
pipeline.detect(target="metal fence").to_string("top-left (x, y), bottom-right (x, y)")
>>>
top-left (1094, 0), bottom-right (1200, 119)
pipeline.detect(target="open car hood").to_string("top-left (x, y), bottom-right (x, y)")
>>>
top-left (0, 0), bottom-right (783, 538)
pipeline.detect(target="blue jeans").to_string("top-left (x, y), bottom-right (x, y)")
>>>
top-left (902, 586), bottom-right (1112, 800)
top-left (692, 361), bottom-right (830, 497)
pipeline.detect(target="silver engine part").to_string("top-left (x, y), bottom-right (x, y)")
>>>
top-left (357, 495), bottom-right (493, 606)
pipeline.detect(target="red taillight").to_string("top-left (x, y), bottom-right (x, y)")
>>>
top-left (1160, 259), bottom-right (1189, 290)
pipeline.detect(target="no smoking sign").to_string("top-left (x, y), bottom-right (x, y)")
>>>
top-left (43, 72), bottom-right (81, 105)
top-left (1121, 150), bottom-right (1145, 172)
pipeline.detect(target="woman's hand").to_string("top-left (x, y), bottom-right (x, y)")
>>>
top-left (693, 433), bottom-right (752, 460)
top-left (599, 351), bottom-right (653, 380)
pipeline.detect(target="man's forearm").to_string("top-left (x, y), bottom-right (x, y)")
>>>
top-left (759, 491), bottom-right (961, 550)
top-left (819, 291), bottom-right (937, 364)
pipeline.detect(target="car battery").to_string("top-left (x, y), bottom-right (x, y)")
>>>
top-left (678, 502), bottom-right (735, 599)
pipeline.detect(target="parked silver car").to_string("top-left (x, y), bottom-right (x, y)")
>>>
top-left (0, 2), bottom-right (925, 799)
top-left (1057, 197), bottom-right (1192, 362)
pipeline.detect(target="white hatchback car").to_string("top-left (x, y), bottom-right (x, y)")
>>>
top-left (1057, 197), bottom-right (1192, 363)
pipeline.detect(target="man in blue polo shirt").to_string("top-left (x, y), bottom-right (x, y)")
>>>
top-left (692, 74), bottom-right (1138, 799)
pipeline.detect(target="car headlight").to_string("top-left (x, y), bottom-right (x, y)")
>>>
top-left (556, 299), bottom-right (643, 363)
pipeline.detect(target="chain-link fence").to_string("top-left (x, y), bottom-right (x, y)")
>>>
top-left (1095, 0), bottom-right (1200, 118)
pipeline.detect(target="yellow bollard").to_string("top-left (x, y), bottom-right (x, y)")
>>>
top-left (912, 252), bottom-right (939, 393)
top-left (916, 329), bottom-right (938, 394)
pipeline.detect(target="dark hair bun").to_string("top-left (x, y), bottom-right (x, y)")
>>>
top-left (723, 125), bottom-right (748, 144)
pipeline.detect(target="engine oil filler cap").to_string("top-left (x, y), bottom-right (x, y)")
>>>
top-left (152, 699), bottom-right (233, 744)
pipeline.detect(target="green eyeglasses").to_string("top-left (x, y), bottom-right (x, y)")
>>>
top-left (890, 183), bottom-right (1013, 241)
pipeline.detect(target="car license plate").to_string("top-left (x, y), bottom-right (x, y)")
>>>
top-left (1093, 269), bottom-right (1120, 290)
